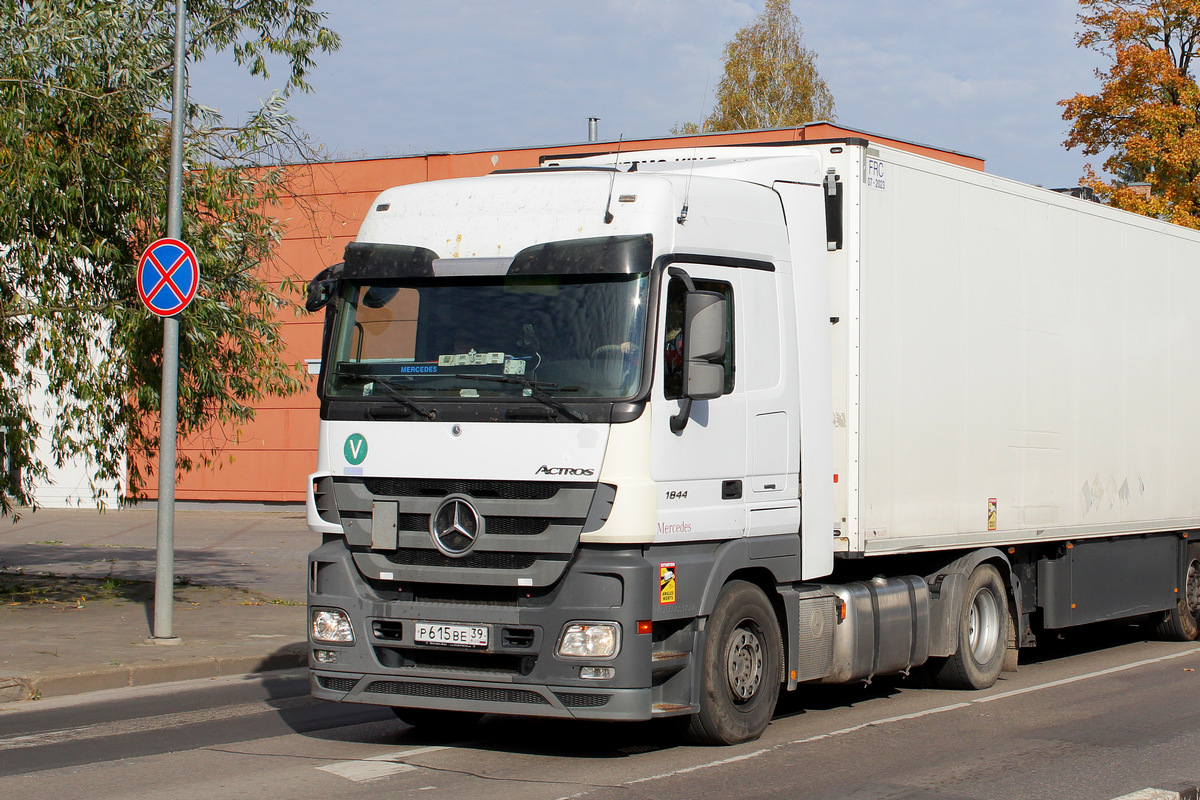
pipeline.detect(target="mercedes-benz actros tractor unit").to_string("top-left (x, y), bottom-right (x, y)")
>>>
top-left (303, 138), bottom-right (1200, 745)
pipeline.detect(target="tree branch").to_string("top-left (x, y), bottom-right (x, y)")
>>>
top-left (0, 78), bottom-right (129, 101)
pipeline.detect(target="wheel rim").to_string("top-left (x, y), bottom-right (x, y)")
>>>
top-left (967, 587), bottom-right (1001, 664)
top-left (725, 623), bottom-right (764, 702)
top-left (1186, 559), bottom-right (1200, 617)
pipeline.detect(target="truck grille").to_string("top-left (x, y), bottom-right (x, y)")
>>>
top-left (364, 477), bottom-right (563, 500)
top-left (316, 676), bottom-right (360, 693)
top-left (333, 476), bottom-right (598, 588)
top-left (344, 514), bottom-right (551, 537)
top-left (374, 645), bottom-right (534, 676)
top-left (386, 548), bottom-right (539, 570)
top-left (364, 681), bottom-right (550, 705)
top-left (554, 692), bottom-right (612, 708)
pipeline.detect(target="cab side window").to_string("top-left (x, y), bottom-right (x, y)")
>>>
top-left (663, 276), bottom-right (734, 400)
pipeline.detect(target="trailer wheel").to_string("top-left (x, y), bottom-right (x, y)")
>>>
top-left (931, 564), bottom-right (1008, 690)
top-left (1156, 544), bottom-right (1200, 642)
top-left (686, 581), bottom-right (782, 745)
top-left (392, 707), bottom-right (483, 736)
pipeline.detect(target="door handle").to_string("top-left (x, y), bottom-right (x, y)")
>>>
top-left (722, 480), bottom-right (742, 500)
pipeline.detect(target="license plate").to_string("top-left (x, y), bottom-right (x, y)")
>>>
top-left (414, 622), bottom-right (489, 648)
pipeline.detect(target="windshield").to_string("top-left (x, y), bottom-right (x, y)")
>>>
top-left (324, 272), bottom-right (650, 402)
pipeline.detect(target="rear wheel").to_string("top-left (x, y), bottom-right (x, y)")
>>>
top-left (1156, 544), bottom-right (1200, 642)
top-left (931, 564), bottom-right (1008, 690)
top-left (686, 581), bottom-right (782, 745)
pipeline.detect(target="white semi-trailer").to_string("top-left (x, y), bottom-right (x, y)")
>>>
top-left (304, 138), bottom-right (1200, 745)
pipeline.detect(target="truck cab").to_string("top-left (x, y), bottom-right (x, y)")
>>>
top-left (305, 154), bottom-right (835, 743)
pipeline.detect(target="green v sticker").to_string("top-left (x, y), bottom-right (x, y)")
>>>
top-left (344, 433), bottom-right (368, 465)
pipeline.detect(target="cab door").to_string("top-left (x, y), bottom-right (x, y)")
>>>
top-left (650, 262), bottom-right (747, 542)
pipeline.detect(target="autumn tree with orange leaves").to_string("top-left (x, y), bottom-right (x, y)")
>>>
top-left (1061, 0), bottom-right (1200, 227)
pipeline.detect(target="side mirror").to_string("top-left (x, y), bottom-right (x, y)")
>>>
top-left (305, 265), bottom-right (340, 312)
top-left (681, 290), bottom-right (726, 401)
top-left (671, 288), bottom-right (727, 433)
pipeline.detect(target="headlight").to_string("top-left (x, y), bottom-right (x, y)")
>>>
top-left (311, 608), bottom-right (355, 644)
top-left (557, 622), bottom-right (620, 659)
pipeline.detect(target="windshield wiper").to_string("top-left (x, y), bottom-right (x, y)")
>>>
top-left (335, 369), bottom-right (435, 420)
top-left (369, 377), bottom-right (436, 419)
top-left (448, 373), bottom-right (586, 422)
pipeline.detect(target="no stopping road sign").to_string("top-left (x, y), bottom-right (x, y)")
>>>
top-left (137, 238), bottom-right (199, 317)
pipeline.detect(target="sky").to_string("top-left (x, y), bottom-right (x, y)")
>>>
top-left (188, 0), bottom-right (1102, 190)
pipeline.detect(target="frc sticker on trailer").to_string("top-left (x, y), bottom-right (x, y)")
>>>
top-left (659, 562), bottom-right (677, 605)
top-left (988, 498), bottom-right (998, 531)
top-left (865, 158), bottom-right (886, 190)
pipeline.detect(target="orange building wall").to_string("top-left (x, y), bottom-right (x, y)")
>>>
top-left (155, 124), bottom-right (984, 503)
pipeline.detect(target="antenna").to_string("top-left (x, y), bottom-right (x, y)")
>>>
top-left (678, 78), bottom-right (710, 226)
top-left (603, 135), bottom-right (624, 224)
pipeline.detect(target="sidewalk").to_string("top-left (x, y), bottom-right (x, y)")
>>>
top-left (0, 506), bottom-right (315, 702)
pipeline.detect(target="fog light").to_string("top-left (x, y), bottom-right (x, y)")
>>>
top-left (580, 666), bottom-right (615, 680)
top-left (557, 622), bottom-right (620, 658)
top-left (313, 649), bottom-right (338, 664)
top-left (312, 608), bottom-right (354, 643)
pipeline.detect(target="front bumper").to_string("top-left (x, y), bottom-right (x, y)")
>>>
top-left (311, 670), bottom-right (654, 720)
top-left (306, 537), bottom-right (679, 722)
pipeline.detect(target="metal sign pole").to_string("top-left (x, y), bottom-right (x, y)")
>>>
top-left (152, 0), bottom-right (187, 643)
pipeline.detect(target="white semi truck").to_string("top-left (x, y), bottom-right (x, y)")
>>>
top-left (304, 138), bottom-right (1200, 745)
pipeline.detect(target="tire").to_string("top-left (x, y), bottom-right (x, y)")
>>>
top-left (686, 581), bottom-right (782, 745)
top-left (392, 707), bottom-right (483, 736)
top-left (931, 564), bottom-right (1008, 690)
top-left (1155, 544), bottom-right (1200, 642)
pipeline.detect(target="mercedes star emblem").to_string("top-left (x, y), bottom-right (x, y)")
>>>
top-left (430, 495), bottom-right (483, 557)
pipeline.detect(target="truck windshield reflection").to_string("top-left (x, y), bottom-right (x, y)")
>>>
top-left (325, 271), bottom-right (649, 403)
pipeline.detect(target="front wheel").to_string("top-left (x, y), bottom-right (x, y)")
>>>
top-left (686, 581), bottom-right (782, 745)
top-left (930, 564), bottom-right (1009, 690)
top-left (1156, 544), bottom-right (1200, 642)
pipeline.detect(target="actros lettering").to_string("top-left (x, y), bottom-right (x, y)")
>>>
top-left (535, 465), bottom-right (595, 476)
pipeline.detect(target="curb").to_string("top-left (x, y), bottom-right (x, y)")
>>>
top-left (0, 643), bottom-right (307, 702)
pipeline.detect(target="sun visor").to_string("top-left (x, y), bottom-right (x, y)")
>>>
top-left (342, 242), bottom-right (438, 279)
top-left (508, 234), bottom-right (653, 276)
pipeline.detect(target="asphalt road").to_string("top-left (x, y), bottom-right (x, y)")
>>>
top-left (1, 625), bottom-right (1198, 800)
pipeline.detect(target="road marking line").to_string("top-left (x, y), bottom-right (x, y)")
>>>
top-left (317, 759), bottom-right (416, 782)
top-left (626, 748), bottom-right (774, 785)
top-left (317, 745), bottom-right (448, 783)
top-left (0, 697), bottom-right (314, 750)
top-left (789, 702), bottom-right (974, 744)
top-left (602, 644), bottom-right (1200, 791)
top-left (976, 648), bottom-right (1200, 703)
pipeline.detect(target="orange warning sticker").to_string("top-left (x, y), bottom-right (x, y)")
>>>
top-left (988, 498), bottom-right (997, 531)
top-left (659, 562), bottom-right (677, 605)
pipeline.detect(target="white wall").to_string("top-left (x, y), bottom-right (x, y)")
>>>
top-left (25, 369), bottom-right (124, 509)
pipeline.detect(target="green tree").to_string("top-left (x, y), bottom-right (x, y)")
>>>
top-left (0, 0), bottom-right (340, 516)
top-left (673, 0), bottom-right (835, 134)
top-left (1060, 0), bottom-right (1200, 226)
